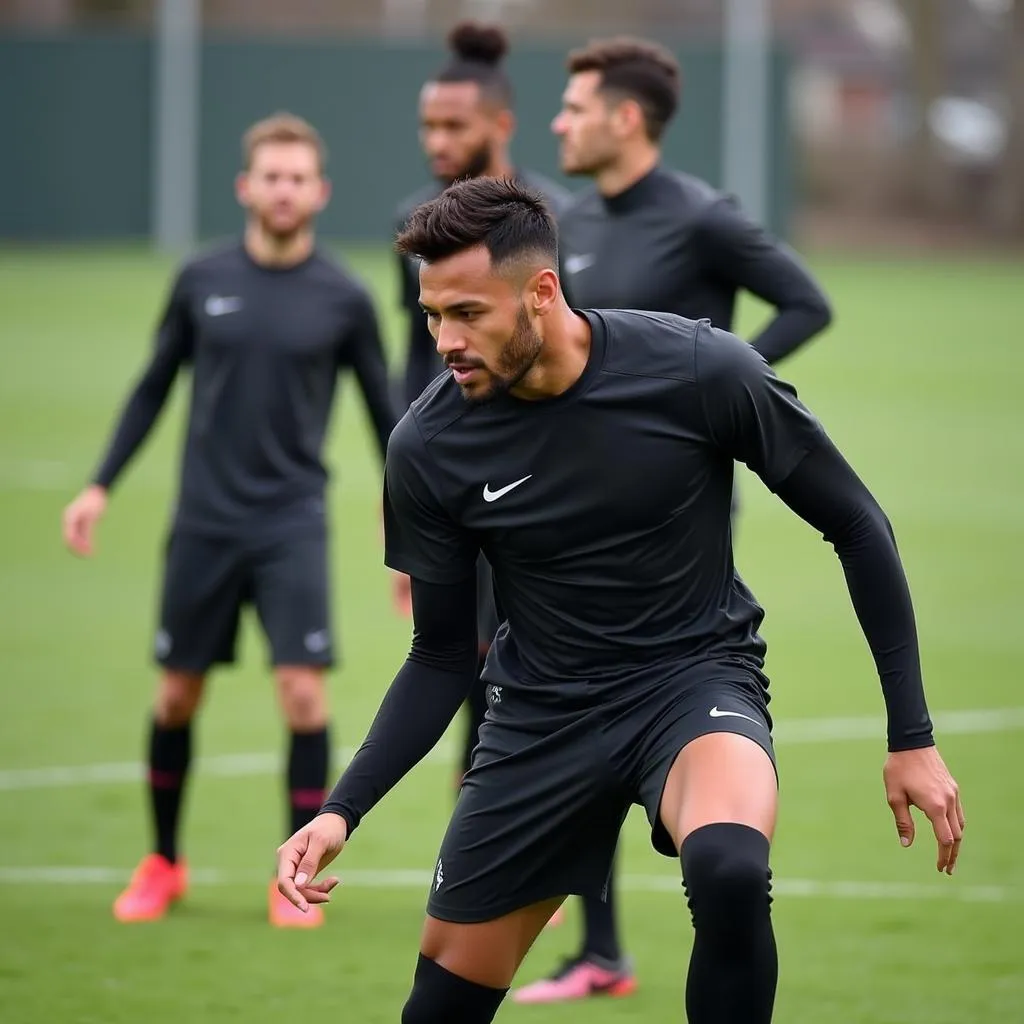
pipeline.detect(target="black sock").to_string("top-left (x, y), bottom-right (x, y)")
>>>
top-left (681, 823), bottom-right (777, 1024)
top-left (581, 854), bottom-right (623, 962)
top-left (148, 718), bottom-right (192, 864)
top-left (402, 954), bottom-right (506, 1024)
top-left (287, 726), bottom-right (330, 836)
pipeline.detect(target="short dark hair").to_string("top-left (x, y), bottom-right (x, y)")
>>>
top-left (567, 37), bottom-right (680, 141)
top-left (395, 178), bottom-right (557, 272)
top-left (432, 20), bottom-right (514, 108)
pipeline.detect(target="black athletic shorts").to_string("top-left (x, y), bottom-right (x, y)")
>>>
top-left (154, 525), bottom-right (334, 672)
top-left (426, 661), bottom-right (776, 924)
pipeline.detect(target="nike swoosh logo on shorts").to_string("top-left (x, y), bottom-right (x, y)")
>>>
top-left (708, 706), bottom-right (763, 728)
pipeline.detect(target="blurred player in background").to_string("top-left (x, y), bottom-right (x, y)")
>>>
top-left (513, 36), bottom-right (834, 1004)
top-left (393, 20), bottom-right (571, 797)
top-left (61, 113), bottom-right (397, 929)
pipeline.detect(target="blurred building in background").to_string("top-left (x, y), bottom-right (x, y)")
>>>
top-left (1, 0), bottom-right (1021, 247)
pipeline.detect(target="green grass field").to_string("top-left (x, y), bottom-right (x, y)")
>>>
top-left (0, 244), bottom-right (1021, 1023)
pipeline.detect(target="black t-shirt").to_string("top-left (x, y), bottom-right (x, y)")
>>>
top-left (558, 167), bottom-right (832, 365)
top-left (383, 309), bottom-right (823, 703)
top-left (395, 170), bottom-right (573, 408)
top-left (92, 242), bottom-right (396, 536)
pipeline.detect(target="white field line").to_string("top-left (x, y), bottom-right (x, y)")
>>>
top-left (1, 707), bottom-right (1021, 793)
top-left (0, 866), bottom-right (1012, 904)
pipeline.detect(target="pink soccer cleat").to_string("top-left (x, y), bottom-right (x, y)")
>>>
top-left (268, 879), bottom-right (325, 929)
top-left (512, 955), bottom-right (637, 1004)
top-left (113, 853), bottom-right (188, 922)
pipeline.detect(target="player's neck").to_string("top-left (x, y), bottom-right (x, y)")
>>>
top-left (509, 301), bottom-right (591, 402)
top-left (594, 145), bottom-right (661, 198)
top-left (244, 224), bottom-right (316, 268)
top-left (484, 154), bottom-right (516, 180)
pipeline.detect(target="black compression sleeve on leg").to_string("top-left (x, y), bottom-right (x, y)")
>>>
top-left (681, 823), bottom-right (777, 1024)
top-left (401, 954), bottom-right (507, 1024)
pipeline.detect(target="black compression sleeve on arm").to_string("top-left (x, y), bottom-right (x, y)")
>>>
top-left (319, 575), bottom-right (479, 834)
top-left (92, 295), bottom-right (192, 490)
top-left (698, 199), bottom-right (832, 365)
top-left (348, 290), bottom-right (398, 463)
top-left (773, 442), bottom-right (934, 751)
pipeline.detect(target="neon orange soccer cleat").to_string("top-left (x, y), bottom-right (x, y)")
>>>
top-left (113, 854), bottom-right (188, 923)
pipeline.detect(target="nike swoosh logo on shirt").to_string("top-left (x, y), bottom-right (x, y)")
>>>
top-left (482, 475), bottom-right (532, 502)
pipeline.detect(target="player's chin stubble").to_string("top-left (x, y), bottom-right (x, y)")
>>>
top-left (459, 306), bottom-right (543, 406)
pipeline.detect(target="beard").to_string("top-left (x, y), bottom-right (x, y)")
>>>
top-left (256, 209), bottom-right (313, 241)
top-left (455, 305), bottom-right (543, 406)
top-left (436, 140), bottom-right (493, 185)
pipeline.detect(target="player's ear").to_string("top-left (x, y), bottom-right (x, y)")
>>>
top-left (495, 107), bottom-right (515, 145)
top-left (617, 98), bottom-right (645, 139)
top-left (235, 171), bottom-right (250, 209)
top-left (529, 268), bottom-right (559, 315)
top-left (316, 175), bottom-right (332, 213)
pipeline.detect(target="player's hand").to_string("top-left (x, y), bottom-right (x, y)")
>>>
top-left (391, 571), bottom-right (412, 617)
top-left (276, 811), bottom-right (347, 913)
top-left (883, 746), bottom-right (964, 875)
top-left (62, 485), bottom-right (108, 557)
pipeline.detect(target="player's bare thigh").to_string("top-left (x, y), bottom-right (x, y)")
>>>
top-left (420, 897), bottom-right (566, 989)
top-left (659, 732), bottom-right (779, 853)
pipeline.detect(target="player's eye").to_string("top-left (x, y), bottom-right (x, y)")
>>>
top-left (424, 310), bottom-right (441, 323)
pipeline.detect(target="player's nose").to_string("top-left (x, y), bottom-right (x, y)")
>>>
top-left (434, 320), bottom-right (467, 357)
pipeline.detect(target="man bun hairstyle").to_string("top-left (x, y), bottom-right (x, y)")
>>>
top-left (395, 177), bottom-right (557, 271)
top-left (448, 20), bottom-right (509, 66)
top-left (567, 36), bottom-right (681, 141)
top-left (434, 20), bottom-right (514, 108)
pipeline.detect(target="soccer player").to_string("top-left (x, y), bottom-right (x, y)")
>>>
top-left (516, 36), bottom-right (836, 999)
top-left (275, 178), bottom-right (963, 1024)
top-left (394, 20), bottom-right (571, 792)
top-left (61, 113), bottom-right (397, 929)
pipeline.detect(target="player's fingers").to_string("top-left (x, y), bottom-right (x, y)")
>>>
top-left (887, 791), bottom-right (915, 848)
top-left (303, 877), bottom-right (339, 895)
top-left (276, 840), bottom-right (308, 910)
top-left (300, 888), bottom-right (334, 905)
top-left (294, 836), bottom-right (326, 890)
top-left (927, 802), bottom-right (955, 873)
top-left (945, 800), bottom-right (964, 875)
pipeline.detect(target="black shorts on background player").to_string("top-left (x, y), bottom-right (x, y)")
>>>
top-left (157, 525), bottom-right (334, 671)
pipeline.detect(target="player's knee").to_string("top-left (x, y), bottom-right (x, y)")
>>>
top-left (155, 672), bottom-right (204, 727)
top-left (681, 823), bottom-right (772, 942)
top-left (401, 954), bottom-right (505, 1024)
top-left (276, 667), bottom-right (327, 730)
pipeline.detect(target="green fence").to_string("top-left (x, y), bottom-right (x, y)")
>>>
top-left (1, 32), bottom-right (791, 242)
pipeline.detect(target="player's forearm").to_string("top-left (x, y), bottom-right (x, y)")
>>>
top-left (91, 374), bottom-right (173, 489)
top-left (774, 444), bottom-right (934, 751)
top-left (749, 303), bottom-right (832, 366)
top-left (319, 657), bottom-right (476, 835)
top-left (319, 575), bottom-right (479, 834)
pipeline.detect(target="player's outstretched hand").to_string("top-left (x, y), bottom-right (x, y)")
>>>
top-left (62, 485), bottom-right (108, 557)
top-left (276, 812), bottom-right (347, 913)
top-left (883, 746), bottom-right (964, 875)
